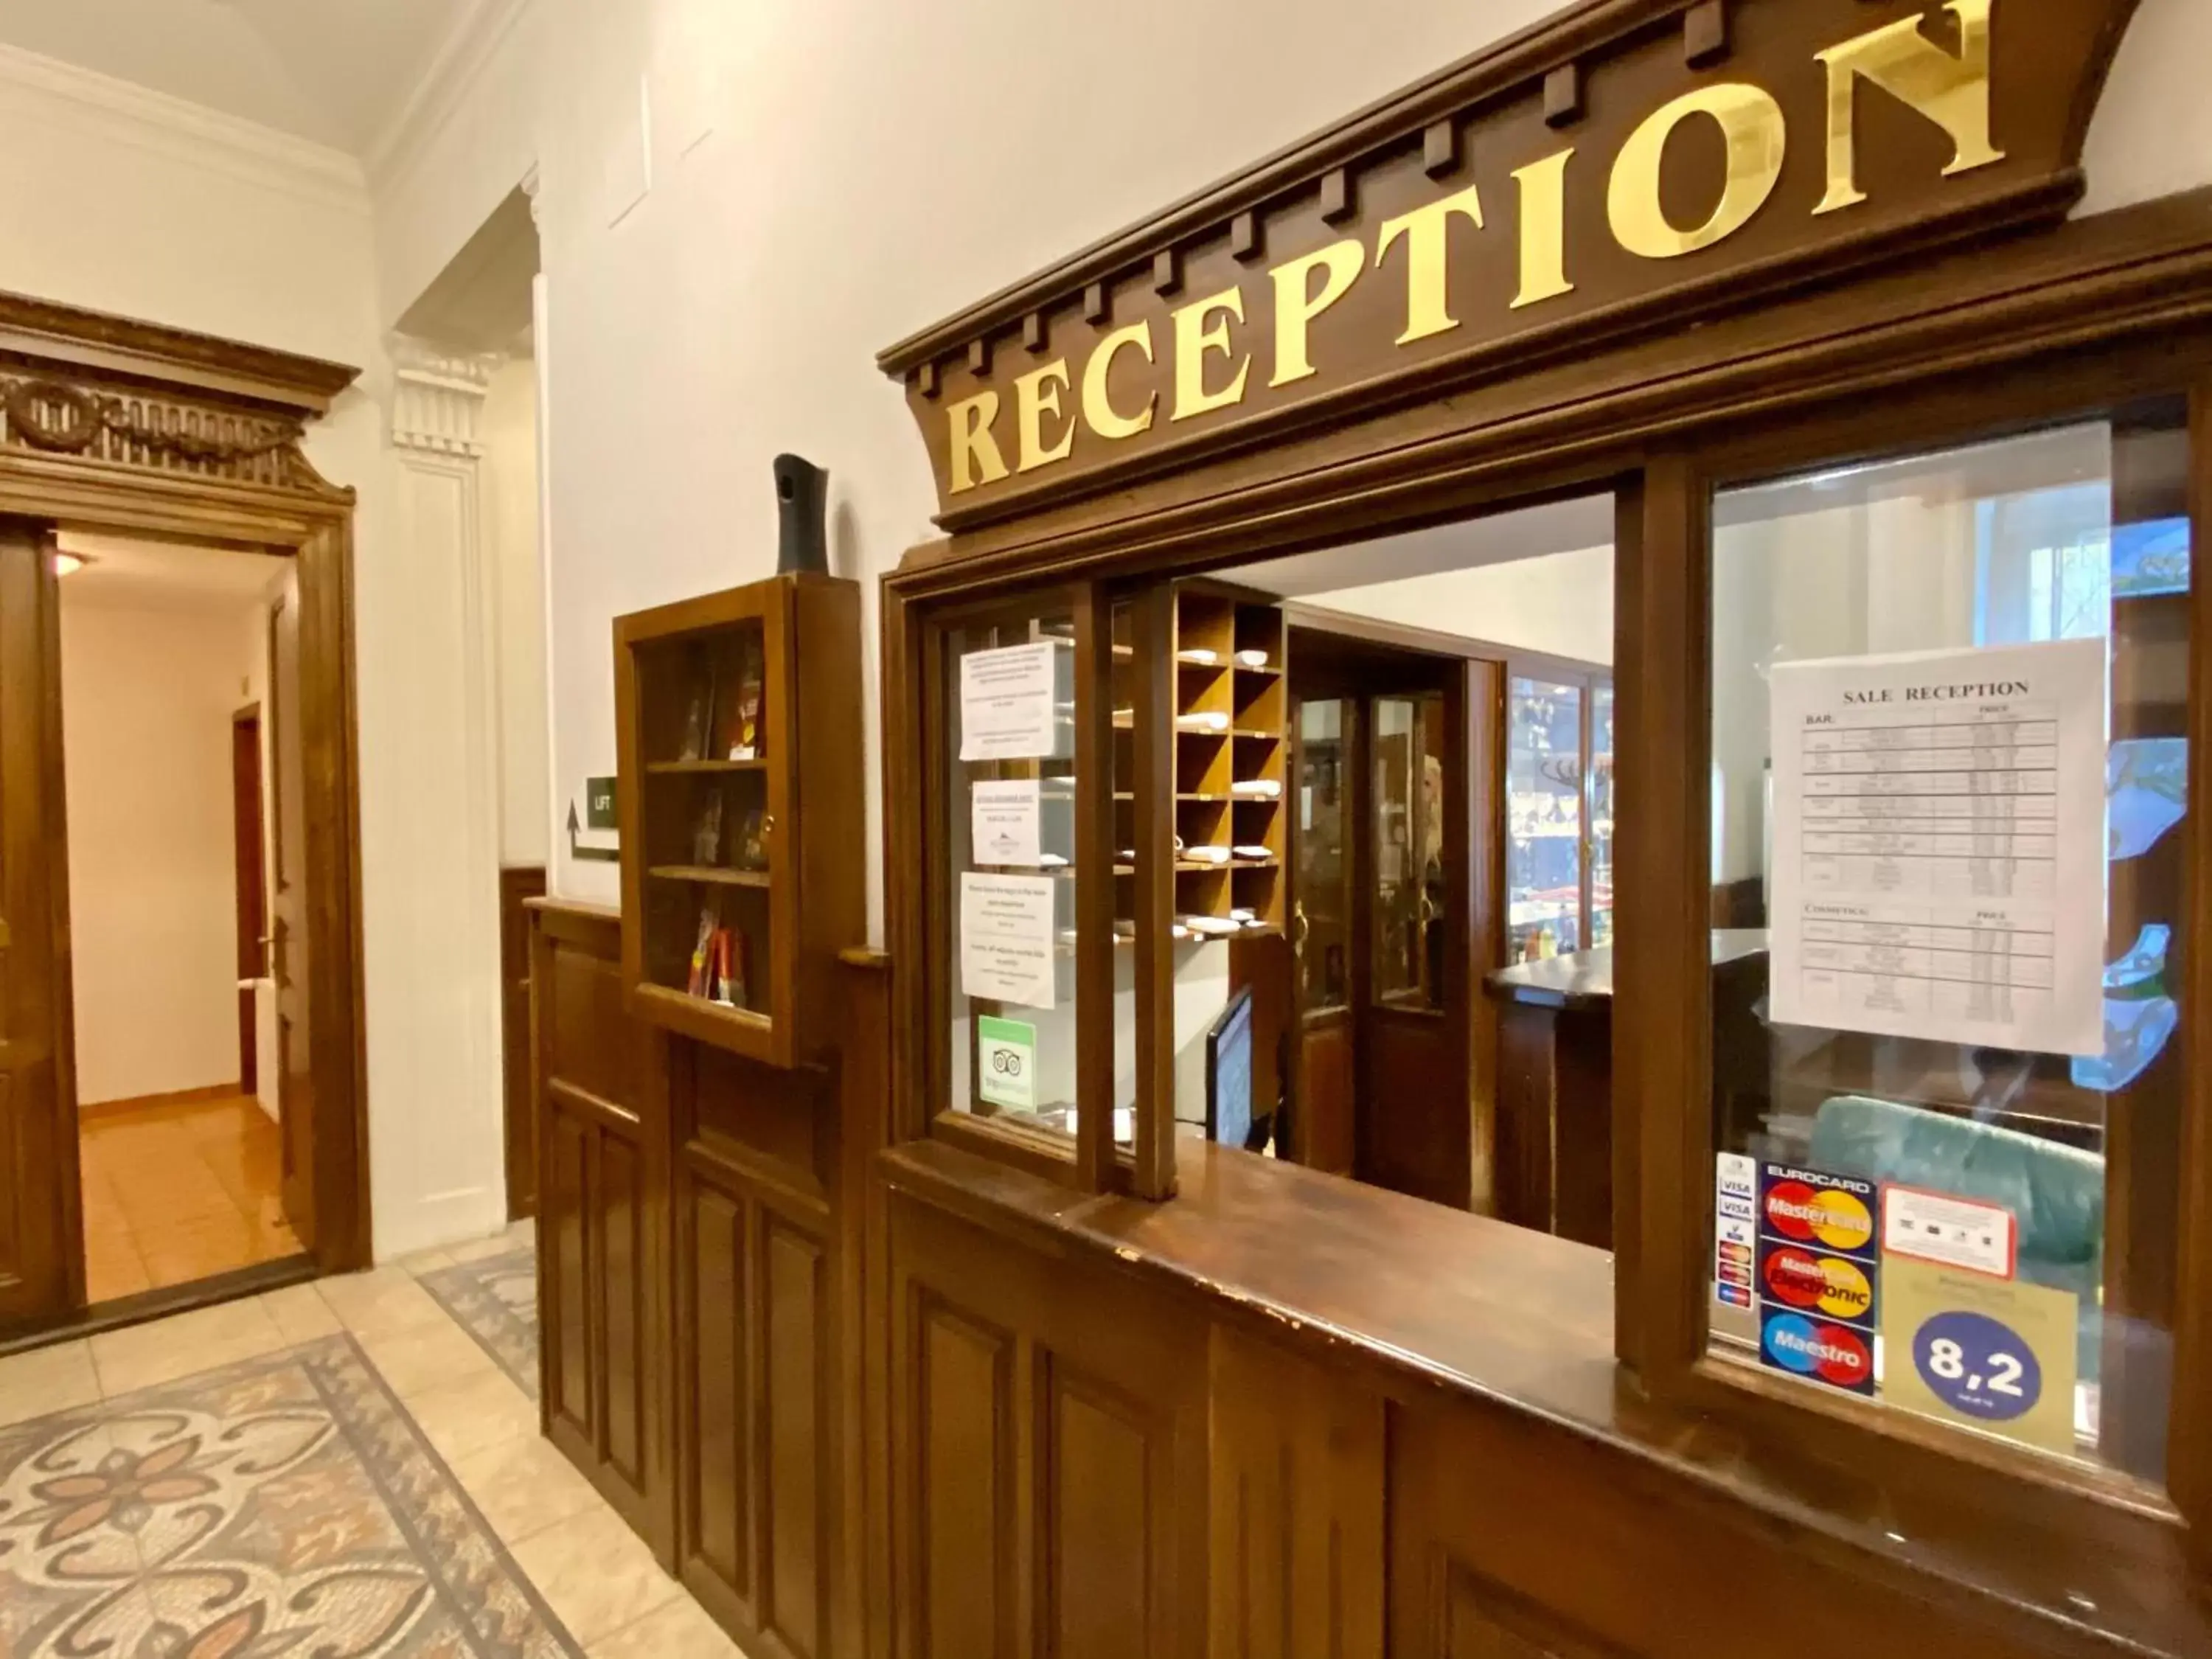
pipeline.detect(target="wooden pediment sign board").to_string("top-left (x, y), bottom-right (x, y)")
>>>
top-left (880, 0), bottom-right (2138, 543)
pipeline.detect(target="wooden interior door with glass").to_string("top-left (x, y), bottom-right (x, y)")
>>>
top-left (0, 523), bottom-right (80, 1325)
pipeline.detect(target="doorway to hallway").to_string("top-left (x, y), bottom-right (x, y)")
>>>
top-left (54, 534), bottom-right (310, 1304)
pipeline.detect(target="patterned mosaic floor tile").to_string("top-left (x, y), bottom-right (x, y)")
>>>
top-left (417, 1245), bottom-right (540, 1401)
top-left (0, 1334), bottom-right (580, 1659)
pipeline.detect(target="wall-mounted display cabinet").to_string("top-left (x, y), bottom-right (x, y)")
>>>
top-left (614, 571), bottom-right (863, 1067)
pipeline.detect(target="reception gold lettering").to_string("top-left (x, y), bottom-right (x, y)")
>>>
top-left (1608, 83), bottom-right (1786, 259)
top-left (946, 391), bottom-right (1009, 493)
top-left (1171, 288), bottom-right (1251, 421)
top-left (1013, 358), bottom-right (1075, 473)
top-left (1814, 0), bottom-right (2002, 214)
top-left (1081, 321), bottom-right (1157, 441)
top-left (1510, 149), bottom-right (1575, 309)
top-left (1374, 181), bottom-right (1485, 344)
top-left (1268, 240), bottom-right (1364, 386)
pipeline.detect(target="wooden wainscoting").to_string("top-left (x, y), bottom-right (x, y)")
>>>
top-left (527, 902), bottom-right (879, 1659)
top-left (884, 1185), bottom-right (1211, 1659)
top-left (501, 866), bottom-right (546, 1219)
top-left (670, 1038), bottom-right (838, 1659)
top-left (528, 899), bottom-right (675, 1556)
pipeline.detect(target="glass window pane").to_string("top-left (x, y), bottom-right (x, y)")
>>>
top-left (1372, 694), bottom-right (1448, 1008)
top-left (1706, 411), bottom-right (2188, 1481)
top-left (1296, 699), bottom-right (1350, 1014)
top-left (1508, 677), bottom-right (1584, 959)
top-left (943, 605), bottom-right (1081, 1141)
top-left (1591, 681), bottom-right (1615, 949)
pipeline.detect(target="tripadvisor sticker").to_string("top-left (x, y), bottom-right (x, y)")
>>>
top-left (976, 1015), bottom-right (1037, 1112)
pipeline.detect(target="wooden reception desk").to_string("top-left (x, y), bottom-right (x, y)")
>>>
top-left (1484, 931), bottom-right (1770, 1248)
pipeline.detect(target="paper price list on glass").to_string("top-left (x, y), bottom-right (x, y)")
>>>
top-left (1767, 639), bottom-right (2107, 1056)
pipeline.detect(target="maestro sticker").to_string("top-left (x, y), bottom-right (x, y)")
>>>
top-left (1759, 1312), bottom-right (1875, 1393)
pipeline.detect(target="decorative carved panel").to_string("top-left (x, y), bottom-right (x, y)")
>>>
top-left (0, 289), bottom-right (358, 501)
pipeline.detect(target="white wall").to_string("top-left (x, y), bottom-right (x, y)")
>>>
top-left (1301, 548), bottom-right (1616, 667)
top-left (350, 0), bottom-right (2212, 933)
top-left (483, 355), bottom-right (550, 866)
top-left (0, 46), bottom-right (513, 1259)
top-left (60, 595), bottom-right (260, 1105)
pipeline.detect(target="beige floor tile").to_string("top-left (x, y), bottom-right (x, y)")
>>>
top-left (512, 1506), bottom-right (681, 1646)
top-left (443, 1227), bottom-right (530, 1266)
top-left (447, 1430), bottom-right (603, 1546)
top-left (405, 1366), bottom-right (538, 1465)
top-left (90, 1297), bottom-right (285, 1396)
top-left (590, 1593), bottom-right (745, 1659)
top-left (355, 1315), bottom-right (495, 1399)
top-left (316, 1266), bottom-right (449, 1339)
top-left (397, 1246), bottom-right (456, 1276)
top-left (258, 1282), bottom-right (343, 1346)
top-left (0, 1338), bottom-right (102, 1427)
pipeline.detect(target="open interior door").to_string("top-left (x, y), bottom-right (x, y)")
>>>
top-left (0, 522), bottom-right (80, 1324)
top-left (270, 577), bottom-right (316, 1250)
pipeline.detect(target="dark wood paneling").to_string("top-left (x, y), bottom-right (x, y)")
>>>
top-left (886, 1183), bottom-right (1209, 1659)
top-left (501, 866), bottom-right (546, 1218)
top-left (669, 1040), bottom-right (837, 1659)
top-left (914, 1294), bottom-right (1012, 1659)
top-left (1045, 1365), bottom-right (1154, 1659)
top-left (1389, 1397), bottom-right (2060, 1659)
top-left (529, 899), bottom-right (673, 1558)
top-left (543, 1105), bottom-right (591, 1442)
top-left (690, 1183), bottom-right (748, 1598)
top-left (765, 1217), bottom-right (827, 1659)
top-left (1208, 1326), bottom-right (1385, 1659)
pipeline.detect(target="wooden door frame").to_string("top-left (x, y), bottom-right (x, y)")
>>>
top-left (231, 702), bottom-right (264, 1099)
top-left (0, 293), bottom-right (372, 1281)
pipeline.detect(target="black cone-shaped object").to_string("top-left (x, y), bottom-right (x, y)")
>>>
top-left (774, 453), bottom-right (830, 577)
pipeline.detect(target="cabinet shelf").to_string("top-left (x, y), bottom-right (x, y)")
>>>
top-left (649, 865), bottom-right (770, 888)
top-left (646, 757), bottom-right (769, 774)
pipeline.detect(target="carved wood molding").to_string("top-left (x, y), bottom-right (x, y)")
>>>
top-left (879, 0), bottom-right (2140, 531)
top-left (0, 288), bottom-right (361, 501)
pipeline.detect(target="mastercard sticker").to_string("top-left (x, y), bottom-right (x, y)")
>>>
top-left (1758, 1163), bottom-right (1878, 1261)
top-left (1759, 1246), bottom-right (1875, 1325)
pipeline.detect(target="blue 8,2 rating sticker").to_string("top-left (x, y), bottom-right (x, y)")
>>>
top-left (1911, 1310), bottom-right (2041, 1422)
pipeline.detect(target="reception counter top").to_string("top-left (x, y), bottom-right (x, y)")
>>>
top-left (1482, 929), bottom-right (1770, 1009)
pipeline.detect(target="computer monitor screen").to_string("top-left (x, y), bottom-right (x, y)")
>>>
top-left (1206, 987), bottom-right (1256, 1150)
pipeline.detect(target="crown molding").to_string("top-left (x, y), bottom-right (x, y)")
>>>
top-left (0, 41), bottom-right (368, 215)
top-left (389, 335), bottom-right (502, 456)
top-left (366, 0), bottom-right (535, 192)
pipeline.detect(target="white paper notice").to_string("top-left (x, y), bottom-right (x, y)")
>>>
top-left (959, 872), bottom-right (1059, 1009)
top-left (971, 780), bottom-right (1043, 866)
top-left (959, 641), bottom-right (1068, 762)
top-left (1768, 638), bottom-right (2107, 1056)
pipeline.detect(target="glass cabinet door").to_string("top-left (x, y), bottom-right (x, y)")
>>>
top-left (1294, 699), bottom-right (1351, 1013)
top-left (1589, 680), bottom-right (1615, 948)
top-left (1373, 693), bottom-right (1447, 1007)
top-left (1507, 675), bottom-right (1585, 959)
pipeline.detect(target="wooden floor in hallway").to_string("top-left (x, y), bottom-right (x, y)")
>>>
top-left (0, 1224), bottom-right (742, 1659)
top-left (77, 1092), bottom-right (303, 1301)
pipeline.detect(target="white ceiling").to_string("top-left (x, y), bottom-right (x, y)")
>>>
top-left (58, 531), bottom-right (288, 614)
top-left (0, 0), bottom-right (467, 156)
